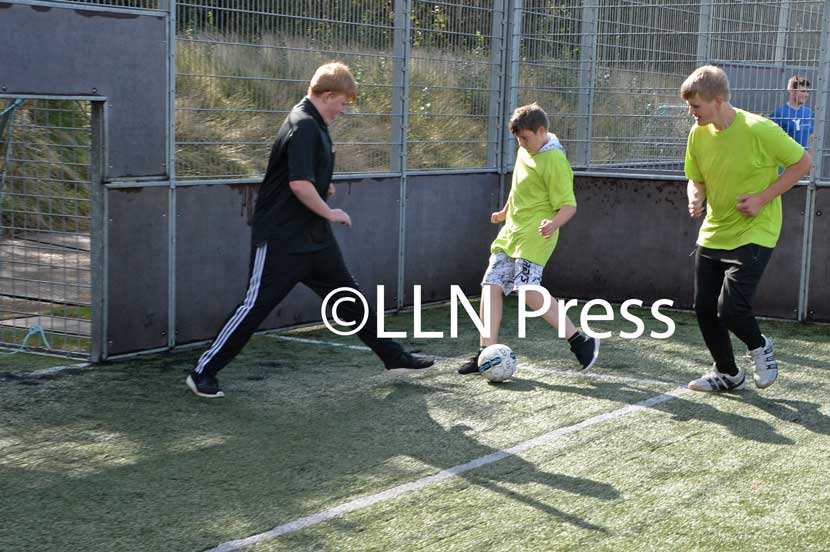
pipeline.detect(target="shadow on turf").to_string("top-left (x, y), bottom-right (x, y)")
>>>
top-left (1, 359), bottom-right (621, 550)
top-left (373, 381), bottom-right (620, 534)
top-left (720, 394), bottom-right (830, 436)
top-left (536, 380), bottom-right (796, 445)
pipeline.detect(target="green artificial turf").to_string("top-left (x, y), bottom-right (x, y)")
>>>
top-left (1, 302), bottom-right (828, 551)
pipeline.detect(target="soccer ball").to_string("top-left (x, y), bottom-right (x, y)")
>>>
top-left (478, 344), bottom-right (517, 382)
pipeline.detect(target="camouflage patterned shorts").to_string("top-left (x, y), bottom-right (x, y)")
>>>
top-left (481, 251), bottom-right (544, 295)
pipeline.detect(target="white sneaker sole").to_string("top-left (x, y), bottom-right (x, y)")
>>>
top-left (754, 375), bottom-right (778, 389)
top-left (385, 367), bottom-right (427, 374)
top-left (583, 339), bottom-right (600, 371)
top-left (185, 375), bottom-right (225, 398)
top-left (687, 379), bottom-right (746, 392)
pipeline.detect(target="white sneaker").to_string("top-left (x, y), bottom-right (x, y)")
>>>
top-left (749, 335), bottom-right (778, 389)
top-left (688, 364), bottom-right (746, 392)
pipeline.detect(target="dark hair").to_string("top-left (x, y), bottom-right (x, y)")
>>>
top-left (509, 103), bottom-right (549, 135)
top-left (789, 76), bottom-right (811, 90)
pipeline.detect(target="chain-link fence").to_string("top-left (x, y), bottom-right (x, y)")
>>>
top-left (3, 0), bottom-right (830, 358)
top-left (0, 99), bottom-right (93, 356)
top-left (168, 0), bottom-right (830, 182)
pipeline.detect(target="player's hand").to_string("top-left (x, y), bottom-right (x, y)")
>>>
top-left (328, 208), bottom-right (352, 227)
top-left (327, 184), bottom-right (336, 198)
top-left (688, 194), bottom-right (704, 218)
top-left (491, 210), bottom-right (506, 224)
top-left (736, 194), bottom-right (764, 217)
top-left (539, 219), bottom-right (556, 239)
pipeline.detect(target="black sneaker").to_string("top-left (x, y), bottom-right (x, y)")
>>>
top-left (186, 371), bottom-right (225, 398)
top-left (570, 336), bottom-right (600, 370)
top-left (384, 351), bottom-right (434, 373)
top-left (457, 354), bottom-right (480, 375)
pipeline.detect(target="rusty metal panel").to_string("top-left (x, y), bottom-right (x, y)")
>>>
top-left (755, 186), bottom-right (805, 319)
top-left (546, 176), bottom-right (802, 320)
top-left (0, 3), bottom-right (167, 177)
top-left (174, 178), bottom-right (402, 345)
top-left (403, 173), bottom-right (501, 305)
top-left (808, 187), bottom-right (830, 321)
top-left (106, 187), bottom-right (168, 355)
top-left (545, 177), bottom-right (698, 308)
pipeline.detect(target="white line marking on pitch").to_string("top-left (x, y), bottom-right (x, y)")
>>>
top-left (205, 385), bottom-right (689, 552)
top-left (4, 362), bottom-right (91, 379)
top-left (267, 334), bottom-right (673, 387)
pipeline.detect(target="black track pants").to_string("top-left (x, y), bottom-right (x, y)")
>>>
top-left (693, 244), bottom-right (772, 375)
top-left (195, 241), bottom-right (403, 377)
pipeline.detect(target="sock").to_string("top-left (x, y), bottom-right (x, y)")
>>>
top-left (567, 331), bottom-right (584, 345)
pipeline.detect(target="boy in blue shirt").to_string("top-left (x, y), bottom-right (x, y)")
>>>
top-left (771, 76), bottom-right (814, 155)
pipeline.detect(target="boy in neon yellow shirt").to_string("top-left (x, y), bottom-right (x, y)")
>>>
top-left (458, 103), bottom-right (599, 375)
top-left (681, 65), bottom-right (811, 392)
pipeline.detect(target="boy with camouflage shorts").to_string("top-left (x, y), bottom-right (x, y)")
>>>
top-left (458, 103), bottom-right (599, 375)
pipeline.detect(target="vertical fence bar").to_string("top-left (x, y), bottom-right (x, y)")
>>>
top-left (501, 0), bottom-right (522, 175)
top-left (89, 100), bottom-right (106, 361)
top-left (798, 0), bottom-right (830, 321)
top-left (391, 2), bottom-right (405, 175)
top-left (395, 0), bottom-right (411, 310)
top-left (576, 0), bottom-right (598, 168)
top-left (487, 0), bottom-right (506, 170)
top-left (774, 0), bottom-right (792, 67)
top-left (697, 0), bottom-right (712, 63)
top-left (166, 0), bottom-right (176, 348)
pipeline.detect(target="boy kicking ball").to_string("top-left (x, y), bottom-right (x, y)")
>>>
top-left (457, 103), bottom-right (599, 376)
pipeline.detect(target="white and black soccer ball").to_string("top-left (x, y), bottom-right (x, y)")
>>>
top-left (477, 344), bottom-right (517, 382)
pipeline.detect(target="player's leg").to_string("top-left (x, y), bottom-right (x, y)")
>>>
top-left (719, 244), bottom-right (777, 388)
top-left (519, 259), bottom-right (598, 370)
top-left (187, 242), bottom-right (306, 397)
top-left (688, 246), bottom-right (745, 392)
top-left (458, 252), bottom-right (511, 375)
top-left (305, 243), bottom-right (433, 372)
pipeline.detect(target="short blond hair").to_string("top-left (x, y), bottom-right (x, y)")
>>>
top-left (680, 65), bottom-right (730, 102)
top-left (308, 62), bottom-right (358, 102)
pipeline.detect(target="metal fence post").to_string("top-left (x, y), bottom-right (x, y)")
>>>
top-left (166, 0), bottom-right (177, 347)
top-left (90, 100), bottom-right (107, 362)
top-left (391, 1), bottom-right (405, 175)
top-left (774, 0), bottom-right (792, 67)
top-left (394, 0), bottom-right (411, 310)
top-left (501, 0), bottom-right (522, 176)
top-left (697, 0), bottom-right (713, 63)
top-left (576, 0), bottom-right (598, 168)
top-left (797, 0), bottom-right (830, 321)
top-left (487, 0), bottom-right (506, 170)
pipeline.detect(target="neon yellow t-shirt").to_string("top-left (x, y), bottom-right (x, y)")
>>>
top-left (490, 146), bottom-right (576, 266)
top-left (684, 109), bottom-right (804, 249)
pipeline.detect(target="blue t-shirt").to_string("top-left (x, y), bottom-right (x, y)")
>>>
top-left (770, 104), bottom-right (814, 148)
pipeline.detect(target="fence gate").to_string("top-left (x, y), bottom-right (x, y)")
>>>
top-left (0, 98), bottom-right (103, 359)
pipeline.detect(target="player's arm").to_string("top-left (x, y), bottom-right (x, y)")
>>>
top-left (687, 180), bottom-right (705, 219)
top-left (539, 205), bottom-right (576, 239)
top-left (736, 151), bottom-right (812, 217)
top-left (491, 194), bottom-right (511, 224)
top-left (289, 180), bottom-right (351, 226)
